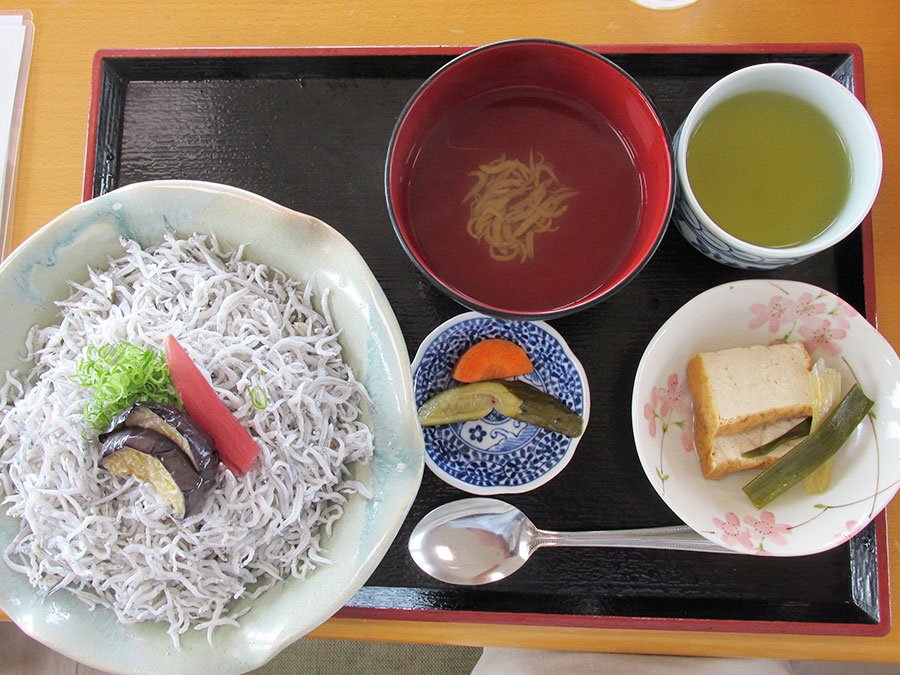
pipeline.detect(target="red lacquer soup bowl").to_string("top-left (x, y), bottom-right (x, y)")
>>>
top-left (385, 39), bottom-right (674, 320)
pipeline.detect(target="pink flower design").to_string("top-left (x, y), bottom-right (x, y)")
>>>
top-left (749, 296), bottom-right (793, 333)
top-left (647, 372), bottom-right (695, 493)
top-left (798, 318), bottom-right (847, 357)
top-left (750, 290), bottom-right (856, 356)
top-left (644, 401), bottom-right (658, 437)
top-left (744, 511), bottom-right (792, 547)
top-left (651, 382), bottom-right (664, 416)
top-left (662, 373), bottom-right (691, 417)
top-left (833, 520), bottom-right (858, 545)
top-left (786, 292), bottom-right (827, 324)
top-left (713, 512), bottom-right (754, 550)
top-left (828, 299), bottom-right (857, 332)
top-left (680, 422), bottom-right (693, 452)
top-left (645, 373), bottom-right (693, 451)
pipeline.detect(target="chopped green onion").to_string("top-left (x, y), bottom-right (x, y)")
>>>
top-left (72, 342), bottom-right (180, 430)
top-left (742, 384), bottom-right (873, 509)
top-left (742, 418), bottom-right (811, 459)
top-left (249, 385), bottom-right (268, 409)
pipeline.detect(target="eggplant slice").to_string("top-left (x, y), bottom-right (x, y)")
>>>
top-left (102, 402), bottom-right (217, 474)
top-left (99, 405), bottom-right (219, 517)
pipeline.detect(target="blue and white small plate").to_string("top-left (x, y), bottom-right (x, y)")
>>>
top-left (412, 312), bottom-right (590, 494)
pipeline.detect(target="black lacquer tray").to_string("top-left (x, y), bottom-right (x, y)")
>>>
top-left (86, 44), bottom-right (887, 636)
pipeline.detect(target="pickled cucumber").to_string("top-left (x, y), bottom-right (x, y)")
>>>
top-left (417, 379), bottom-right (583, 437)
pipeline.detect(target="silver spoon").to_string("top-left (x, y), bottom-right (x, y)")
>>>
top-left (408, 497), bottom-right (736, 585)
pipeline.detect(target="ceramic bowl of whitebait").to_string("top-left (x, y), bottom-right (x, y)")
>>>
top-left (0, 180), bottom-right (424, 674)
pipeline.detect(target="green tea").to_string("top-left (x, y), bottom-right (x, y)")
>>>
top-left (686, 90), bottom-right (850, 248)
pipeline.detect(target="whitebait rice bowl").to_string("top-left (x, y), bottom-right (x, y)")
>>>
top-left (0, 232), bottom-right (376, 646)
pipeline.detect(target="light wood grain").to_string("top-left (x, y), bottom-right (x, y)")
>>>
top-left (3, 0), bottom-right (900, 663)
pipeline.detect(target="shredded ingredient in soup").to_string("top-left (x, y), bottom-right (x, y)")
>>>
top-left (463, 151), bottom-right (578, 263)
top-left (0, 233), bottom-right (374, 647)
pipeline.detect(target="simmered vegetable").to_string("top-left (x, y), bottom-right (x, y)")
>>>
top-left (418, 379), bottom-right (583, 437)
top-left (102, 402), bottom-right (218, 478)
top-left (164, 335), bottom-right (262, 474)
top-left (99, 427), bottom-right (214, 518)
top-left (741, 418), bottom-right (811, 459)
top-left (742, 384), bottom-right (873, 509)
top-left (804, 360), bottom-right (842, 494)
top-left (451, 339), bottom-right (534, 383)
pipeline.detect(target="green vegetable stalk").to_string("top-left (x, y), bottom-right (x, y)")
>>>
top-left (742, 384), bottom-right (873, 509)
top-left (741, 418), bottom-right (811, 459)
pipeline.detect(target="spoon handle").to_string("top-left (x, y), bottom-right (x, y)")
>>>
top-left (535, 525), bottom-right (736, 554)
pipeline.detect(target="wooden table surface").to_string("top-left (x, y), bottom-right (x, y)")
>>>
top-left (3, 0), bottom-right (900, 663)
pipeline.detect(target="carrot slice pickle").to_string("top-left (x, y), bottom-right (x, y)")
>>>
top-left (451, 338), bottom-right (534, 383)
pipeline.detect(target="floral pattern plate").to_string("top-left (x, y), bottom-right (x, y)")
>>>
top-left (631, 279), bottom-right (900, 556)
top-left (412, 312), bottom-right (590, 494)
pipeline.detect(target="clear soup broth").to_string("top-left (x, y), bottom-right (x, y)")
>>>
top-left (686, 90), bottom-right (851, 249)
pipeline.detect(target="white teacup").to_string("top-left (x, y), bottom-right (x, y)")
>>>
top-left (672, 63), bottom-right (882, 269)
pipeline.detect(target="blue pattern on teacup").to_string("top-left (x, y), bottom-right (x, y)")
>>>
top-left (671, 125), bottom-right (810, 270)
top-left (414, 314), bottom-right (587, 492)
